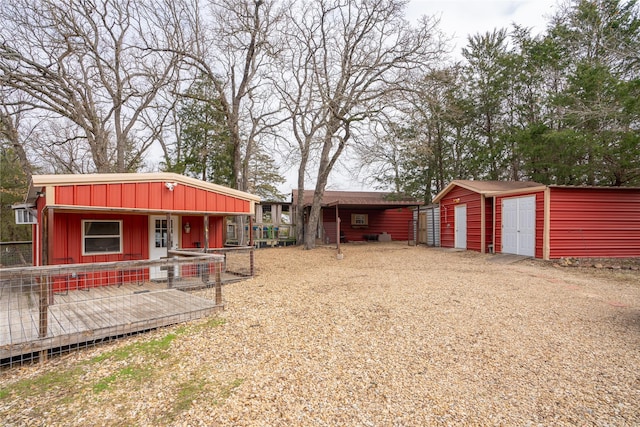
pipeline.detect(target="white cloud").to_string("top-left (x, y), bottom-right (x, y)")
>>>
top-left (406, 0), bottom-right (559, 57)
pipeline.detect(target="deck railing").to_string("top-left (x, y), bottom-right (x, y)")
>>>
top-left (0, 247), bottom-right (254, 368)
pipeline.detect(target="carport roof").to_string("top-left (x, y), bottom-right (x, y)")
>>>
top-left (433, 180), bottom-right (546, 203)
top-left (292, 190), bottom-right (421, 208)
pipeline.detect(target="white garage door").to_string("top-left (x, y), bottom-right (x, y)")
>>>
top-left (502, 196), bottom-right (535, 257)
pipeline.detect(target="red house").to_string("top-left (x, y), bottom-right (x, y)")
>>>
top-left (292, 190), bottom-right (420, 243)
top-left (433, 180), bottom-right (640, 260)
top-left (22, 173), bottom-right (260, 272)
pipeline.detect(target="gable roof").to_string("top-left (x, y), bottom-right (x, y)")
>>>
top-left (292, 190), bottom-right (421, 208)
top-left (433, 180), bottom-right (546, 203)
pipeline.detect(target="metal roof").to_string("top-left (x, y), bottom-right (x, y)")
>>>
top-left (292, 190), bottom-right (421, 208)
top-left (27, 172), bottom-right (261, 204)
top-left (433, 180), bottom-right (547, 203)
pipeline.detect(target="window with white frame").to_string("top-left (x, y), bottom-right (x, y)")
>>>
top-left (351, 213), bottom-right (368, 226)
top-left (82, 220), bottom-right (122, 255)
top-left (15, 208), bottom-right (37, 224)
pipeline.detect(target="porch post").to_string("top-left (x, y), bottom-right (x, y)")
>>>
top-left (203, 215), bottom-right (209, 251)
top-left (335, 204), bottom-right (341, 252)
top-left (39, 207), bottom-right (53, 361)
top-left (166, 213), bottom-right (173, 255)
top-left (166, 213), bottom-right (174, 288)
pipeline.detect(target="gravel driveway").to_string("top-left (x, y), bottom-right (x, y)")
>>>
top-left (2, 242), bottom-right (639, 426)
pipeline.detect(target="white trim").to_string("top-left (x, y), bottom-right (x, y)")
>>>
top-left (82, 219), bottom-right (123, 256)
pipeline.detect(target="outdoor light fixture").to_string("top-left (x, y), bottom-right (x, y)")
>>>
top-left (184, 222), bottom-right (191, 234)
top-left (164, 182), bottom-right (178, 191)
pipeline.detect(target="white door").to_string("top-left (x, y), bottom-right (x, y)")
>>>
top-left (454, 205), bottom-right (467, 249)
top-left (502, 198), bottom-right (518, 255)
top-left (149, 216), bottom-right (178, 280)
top-left (502, 196), bottom-right (536, 257)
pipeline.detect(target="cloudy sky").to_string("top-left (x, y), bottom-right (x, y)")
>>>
top-left (307, 0), bottom-right (561, 193)
top-left (406, 0), bottom-right (559, 58)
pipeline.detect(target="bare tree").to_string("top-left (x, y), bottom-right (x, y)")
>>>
top-left (0, 0), bottom-right (181, 172)
top-left (152, 0), bottom-right (285, 192)
top-left (281, 0), bottom-right (446, 249)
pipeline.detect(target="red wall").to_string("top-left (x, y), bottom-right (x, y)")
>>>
top-left (439, 186), bottom-right (486, 251)
top-left (548, 187), bottom-right (640, 258)
top-left (495, 191), bottom-right (545, 259)
top-left (54, 182), bottom-right (250, 213)
top-left (180, 216), bottom-right (224, 249)
top-left (322, 207), bottom-right (413, 243)
top-left (51, 212), bottom-right (149, 264)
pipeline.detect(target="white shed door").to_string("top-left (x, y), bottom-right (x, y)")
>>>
top-left (502, 196), bottom-right (535, 257)
top-left (454, 205), bottom-right (467, 249)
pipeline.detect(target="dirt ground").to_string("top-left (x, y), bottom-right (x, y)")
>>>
top-left (1, 242), bottom-right (639, 426)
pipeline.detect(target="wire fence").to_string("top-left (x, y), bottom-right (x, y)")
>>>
top-left (0, 241), bottom-right (32, 267)
top-left (0, 246), bottom-right (254, 369)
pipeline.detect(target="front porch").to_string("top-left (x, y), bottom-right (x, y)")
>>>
top-left (1, 247), bottom-right (254, 367)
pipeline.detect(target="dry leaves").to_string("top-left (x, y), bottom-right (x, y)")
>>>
top-left (2, 242), bottom-right (639, 426)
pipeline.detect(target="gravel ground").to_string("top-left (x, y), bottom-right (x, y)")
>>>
top-left (2, 242), bottom-right (639, 426)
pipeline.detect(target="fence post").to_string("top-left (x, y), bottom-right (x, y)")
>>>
top-left (214, 261), bottom-right (223, 306)
top-left (250, 247), bottom-right (255, 277)
top-left (39, 275), bottom-right (49, 362)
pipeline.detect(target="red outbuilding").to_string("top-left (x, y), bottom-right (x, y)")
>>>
top-left (433, 180), bottom-right (640, 260)
top-left (292, 190), bottom-right (420, 244)
top-left (20, 173), bottom-right (260, 273)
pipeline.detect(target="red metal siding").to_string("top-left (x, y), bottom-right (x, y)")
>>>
top-left (439, 186), bottom-right (483, 250)
top-left (494, 191), bottom-right (545, 258)
top-left (50, 212), bottom-right (149, 265)
top-left (484, 197), bottom-right (494, 253)
top-left (180, 216), bottom-right (224, 249)
top-left (53, 182), bottom-right (251, 213)
top-left (549, 187), bottom-right (640, 258)
top-left (322, 207), bottom-right (413, 243)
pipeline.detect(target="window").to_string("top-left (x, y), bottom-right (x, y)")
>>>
top-left (281, 205), bottom-right (291, 224)
top-left (351, 214), bottom-right (368, 226)
top-left (82, 220), bottom-right (122, 255)
top-left (15, 208), bottom-right (37, 224)
top-left (262, 205), bottom-right (272, 223)
top-left (226, 223), bottom-right (237, 240)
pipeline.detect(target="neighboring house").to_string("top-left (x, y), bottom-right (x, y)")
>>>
top-left (252, 201), bottom-right (296, 247)
top-left (17, 173), bottom-right (260, 273)
top-left (292, 190), bottom-right (421, 244)
top-left (433, 180), bottom-right (640, 259)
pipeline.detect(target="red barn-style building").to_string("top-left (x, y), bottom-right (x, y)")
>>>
top-left (23, 173), bottom-right (260, 270)
top-left (292, 190), bottom-right (420, 244)
top-left (434, 180), bottom-right (640, 260)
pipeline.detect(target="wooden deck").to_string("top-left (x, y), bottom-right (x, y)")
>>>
top-left (1, 280), bottom-right (223, 360)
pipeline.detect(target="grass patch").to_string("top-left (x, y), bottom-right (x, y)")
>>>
top-left (185, 317), bottom-right (227, 334)
top-left (175, 379), bottom-right (206, 412)
top-left (214, 378), bottom-right (244, 405)
top-left (89, 332), bottom-right (179, 364)
top-left (92, 365), bottom-right (151, 394)
top-left (0, 368), bottom-right (83, 400)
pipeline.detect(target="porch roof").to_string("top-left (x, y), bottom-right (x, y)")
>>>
top-left (292, 190), bottom-right (421, 209)
top-left (25, 173), bottom-right (260, 216)
top-left (27, 173), bottom-right (260, 204)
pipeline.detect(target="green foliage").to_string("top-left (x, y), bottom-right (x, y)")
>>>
top-left (245, 149), bottom-right (286, 201)
top-left (167, 77), bottom-right (234, 187)
top-left (0, 145), bottom-right (31, 242)
top-left (380, 0), bottom-right (640, 196)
